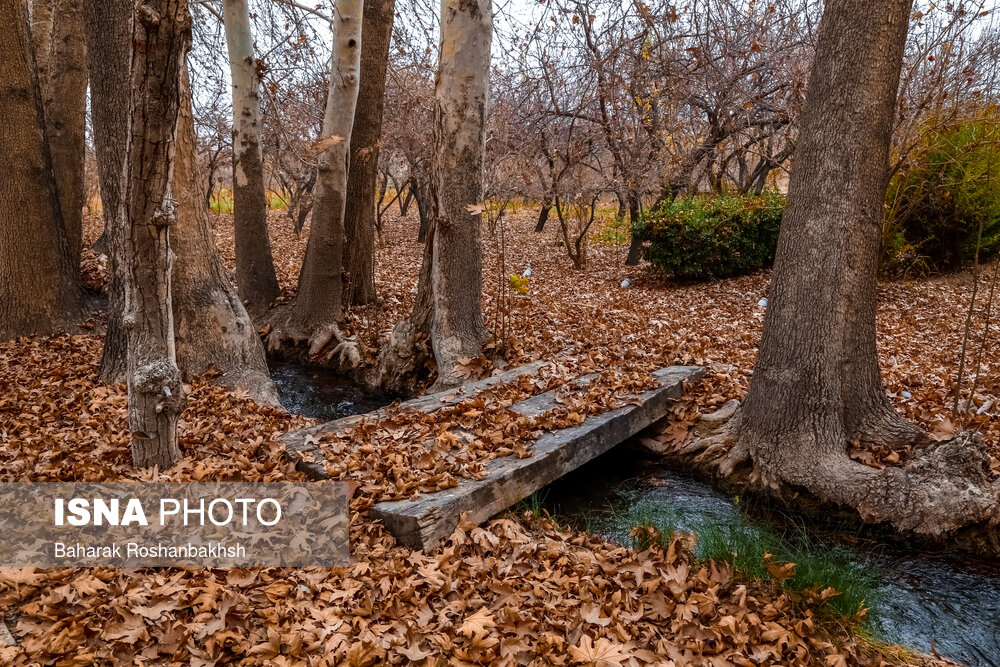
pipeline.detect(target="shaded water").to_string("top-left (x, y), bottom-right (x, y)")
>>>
top-left (540, 445), bottom-right (1000, 667)
top-left (269, 360), bottom-right (390, 421)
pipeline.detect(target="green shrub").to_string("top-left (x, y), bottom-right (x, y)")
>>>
top-left (634, 190), bottom-right (785, 280)
top-left (884, 112), bottom-right (1000, 274)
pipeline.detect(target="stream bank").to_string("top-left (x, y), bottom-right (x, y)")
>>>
top-left (538, 444), bottom-right (1000, 667)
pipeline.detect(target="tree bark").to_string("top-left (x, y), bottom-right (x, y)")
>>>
top-left (122, 0), bottom-right (190, 469)
top-left (85, 0), bottom-right (131, 383)
top-left (44, 0), bottom-right (87, 266)
top-left (0, 0), bottom-right (82, 340)
top-left (29, 0), bottom-right (53, 97)
top-left (534, 201), bottom-right (551, 233)
top-left (268, 0), bottom-right (363, 357)
top-left (222, 0), bottom-right (280, 314)
top-left (380, 0), bottom-right (491, 392)
top-left (173, 64), bottom-right (279, 405)
top-left (343, 0), bottom-right (395, 306)
top-left (725, 0), bottom-right (1000, 537)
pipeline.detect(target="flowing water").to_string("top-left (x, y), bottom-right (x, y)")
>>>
top-left (539, 445), bottom-right (1000, 667)
top-left (269, 360), bottom-right (390, 421)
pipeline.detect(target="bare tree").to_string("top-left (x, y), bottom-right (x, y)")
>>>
top-left (268, 0), bottom-right (363, 358)
top-left (172, 64), bottom-right (279, 405)
top-left (0, 0), bottom-right (82, 340)
top-left (222, 0), bottom-right (281, 313)
top-left (718, 0), bottom-right (1000, 536)
top-left (379, 0), bottom-right (492, 392)
top-left (122, 0), bottom-right (190, 469)
top-left (343, 0), bottom-right (396, 306)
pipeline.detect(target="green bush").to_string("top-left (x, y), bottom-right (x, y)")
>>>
top-left (634, 190), bottom-right (785, 280)
top-left (884, 112), bottom-right (1000, 274)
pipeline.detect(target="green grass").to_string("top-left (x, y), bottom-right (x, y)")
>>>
top-left (617, 502), bottom-right (882, 622)
top-left (593, 211), bottom-right (631, 245)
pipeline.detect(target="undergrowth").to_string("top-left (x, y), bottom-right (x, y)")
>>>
top-left (615, 500), bottom-right (882, 623)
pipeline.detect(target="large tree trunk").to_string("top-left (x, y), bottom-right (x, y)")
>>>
top-left (44, 0), bottom-right (87, 266)
top-left (268, 0), bottom-right (363, 359)
top-left (0, 0), bottom-right (82, 340)
top-left (85, 0), bottom-right (131, 383)
top-left (378, 0), bottom-right (491, 392)
top-left (122, 0), bottom-right (190, 469)
top-left (724, 0), bottom-right (1000, 536)
top-left (222, 0), bottom-right (280, 314)
top-left (173, 65), bottom-right (279, 405)
top-left (343, 0), bottom-right (395, 306)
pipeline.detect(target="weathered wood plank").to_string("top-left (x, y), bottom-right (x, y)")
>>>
top-left (371, 365), bottom-right (704, 551)
top-left (281, 361), bottom-right (551, 479)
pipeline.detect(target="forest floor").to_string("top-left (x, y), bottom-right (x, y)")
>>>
top-left (0, 205), bottom-right (990, 665)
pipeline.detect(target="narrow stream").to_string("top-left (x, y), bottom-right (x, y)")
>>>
top-left (539, 445), bottom-right (1000, 667)
top-left (269, 360), bottom-right (390, 421)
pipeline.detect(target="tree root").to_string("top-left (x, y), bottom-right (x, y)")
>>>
top-left (265, 308), bottom-right (361, 375)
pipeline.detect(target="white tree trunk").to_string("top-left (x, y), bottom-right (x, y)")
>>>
top-left (269, 0), bottom-right (363, 354)
top-left (222, 0), bottom-right (280, 312)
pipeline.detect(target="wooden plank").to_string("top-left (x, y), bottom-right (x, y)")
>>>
top-left (371, 365), bottom-right (704, 551)
top-left (281, 361), bottom-right (551, 479)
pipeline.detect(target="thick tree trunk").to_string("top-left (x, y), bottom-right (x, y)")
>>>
top-left (725, 0), bottom-right (1000, 536)
top-left (268, 0), bottom-right (363, 360)
top-left (85, 0), bottom-right (131, 383)
top-left (172, 66), bottom-right (279, 405)
top-left (343, 0), bottom-right (395, 306)
top-left (44, 0), bottom-right (87, 266)
top-left (0, 0), bottom-right (82, 340)
top-left (222, 0), bottom-right (280, 314)
top-left (122, 0), bottom-right (189, 469)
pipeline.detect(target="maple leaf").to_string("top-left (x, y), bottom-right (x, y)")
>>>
top-left (568, 635), bottom-right (628, 666)
top-left (458, 607), bottom-right (495, 637)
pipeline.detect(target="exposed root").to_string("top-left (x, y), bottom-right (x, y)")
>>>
top-left (265, 307), bottom-right (359, 375)
top-left (373, 320), bottom-right (433, 395)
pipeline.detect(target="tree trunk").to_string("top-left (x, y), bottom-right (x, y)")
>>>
top-left (343, 0), bottom-right (395, 306)
top-left (172, 65), bottom-right (279, 405)
top-left (268, 0), bottom-right (363, 358)
top-left (624, 190), bottom-right (643, 265)
top-left (44, 0), bottom-right (87, 266)
top-left (534, 201), bottom-right (551, 233)
top-left (85, 0), bottom-right (131, 383)
top-left (122, 0), bottom-right (190, 469)
top-left (0, 0), bottom-right (82, 340)
top-left (29, 0), bottom-right (53, 96)
top-left (725, 0), bottom-right (1000, 537)
top-left (222, 0), bottom-right (280, 314)
top-left (413, 174), bottom-right (432, 243)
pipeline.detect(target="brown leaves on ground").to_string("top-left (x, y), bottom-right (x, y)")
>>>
top-left (0, 207), bottom-right (971, 665)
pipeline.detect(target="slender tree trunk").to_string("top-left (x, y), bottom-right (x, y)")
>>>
top-left (222, 0), bottom-right (280, 314)
top-left (173, 65), bottom-right (279, 405)
top-left (624, 190), bottom-right (643, 265)
top-left (724, 0), bottom-right (1000, 536)
top-left (85, 0), bottom-right (131, 383)
top-left (413, 174), bottom-right (432, 243)
top-left (344, 0), bottom-right (395, 306)
top-left (425, 0), bottom-right (491, 388)
top-left (0, 0), bottom-right (82, 340)
top-left (30, 0), bottom-right (53, 96)
top-left (534, 200), bottom-right (551, 233)
top-left (268, 0), bottom-right (363, 357)
top-left (380, 0), bottom-right (491, 392)
top-left (44, 0), bottom-right (87, 266)
top-left (122, 0), bottom-right (190, 469)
